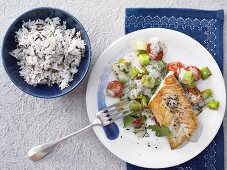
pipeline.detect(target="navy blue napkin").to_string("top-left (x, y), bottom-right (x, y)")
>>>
top-left (125, 8), bottom-right (224, 170)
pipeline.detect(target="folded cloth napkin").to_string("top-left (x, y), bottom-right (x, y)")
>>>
top-left (125, 8), bottom-right (224, 170)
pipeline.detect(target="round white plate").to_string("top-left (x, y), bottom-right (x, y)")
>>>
top-left (86, 28), bottom-right (226, 168)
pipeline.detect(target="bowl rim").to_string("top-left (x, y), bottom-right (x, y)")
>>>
top-left (2, 7), bottom-right (91, 99)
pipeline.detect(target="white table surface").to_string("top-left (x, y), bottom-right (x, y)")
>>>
top-left (0, 0), bottom-right (226, 169)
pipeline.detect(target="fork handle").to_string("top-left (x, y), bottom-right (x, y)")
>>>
top-left (56, 118), bottom-right (102, 143)
top-left (28, 118), bottom-right (101, 161)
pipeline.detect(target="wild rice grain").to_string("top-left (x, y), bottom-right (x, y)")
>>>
top-left (10, 17), bottom-right (85, 90)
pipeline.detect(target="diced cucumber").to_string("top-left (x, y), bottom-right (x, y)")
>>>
top-left (153, 61), bottom-right (166, 72)
top-left (196, 100), bottom-right (208, 108)
top-left (118, 58), bottom-right (125, 63)
top-left (201, 88), bottom-right (212, 100)
top-left (112, 63), bottom-right (129, 74)
top-left (178, 69), bottom-right (194, 87)
top-left (141, 96), bottom-right (148, 108)
top-left (138, 53), bottom-right (150, 66)
top-left (112, 63), bottom-right (120, 74)
top-left (128, 67), bottom-right (139, 79)
top-left (134, 92), bottom-right (143, 100)
top-left (141, 75), bottom-right (156, 88)
top-left (141, 66), bottom-right (149, 75)
top-left (130, 100), bottom-right (143, 112)
top-left (137, 50), bottom-right (147, 55)
top-left (119, 58), bottom-right (131, 65)
top-left (208, 99), bottom-right (219, 110)
top-left (200, 67), bottom-right (212, 80)
top-left (136, 40), bottom-right (148, 51)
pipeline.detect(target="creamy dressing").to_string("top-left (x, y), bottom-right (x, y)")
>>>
top-left (106, 89), bottom-right (115, 97)
top-left (117, 72), bottom-right (128, 82)
top-left (128, 80), bottom-right (152, 99)
top-left (128, 88), bottom-right (141, 99)
top-left (145, 65), bottom-right (153, 72)
top-left (134, 79), bottom-right (143, 89)
top-left (123, 52), bottom-right (144, 73)
top-left (148, 38), bottom-right (167, 57)
top-left (142, 87), bottom-right (152, 97)
top-left (149, 69), bottom-right (161, 78)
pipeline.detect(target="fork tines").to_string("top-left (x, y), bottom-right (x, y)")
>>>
top-left (97, 100), bottom-right (131, 124)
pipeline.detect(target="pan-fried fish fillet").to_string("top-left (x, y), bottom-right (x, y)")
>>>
top-left (148, 71), bottom-right (199, 149)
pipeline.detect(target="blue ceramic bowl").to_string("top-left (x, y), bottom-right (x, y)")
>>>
top-left (2, 7), bottom-right (91, 98)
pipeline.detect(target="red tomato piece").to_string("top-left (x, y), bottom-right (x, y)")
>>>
top-left (185, 87), bottom-right (201, 104)
top-left (146, 43), bottom-right (163, 61)
top-left (147, 43), bottom-right (151, 55)
top-left (185, 66), bottom-right (201, 81)
top-left (106, 80), bottom-right (124, 97)
top-left (167, 61), bottom-right (184, 77)
top-left (132, 117), bottom-right (142, 127)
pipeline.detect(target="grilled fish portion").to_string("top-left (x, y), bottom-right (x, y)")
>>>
top-left (148, 71), bottom-right (199, 149)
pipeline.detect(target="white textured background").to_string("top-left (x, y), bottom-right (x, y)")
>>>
top-left (0, 0), bottom-right (226, 170)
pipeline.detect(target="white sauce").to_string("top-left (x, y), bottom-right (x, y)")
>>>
top-left (145, 65), bottom-right (153, 72)
top-left (142, 87), bottom-right (152, 96)
top-left (129, 80), bottom-right (152, 98)
top-left (128, 88), bottom-right (141, 99)
top-left (117, 72), bottom-right (128, 82)
top-left (148, 38), bottom-right (167, 57)
top-left (149, 69), bottom-right (161, 78)
top-left (134, 80), bottom-right (143, 89)
top-left (123, 52), bottom-right (144, 73)
top-left (106, 89), bottom-right (115, 97)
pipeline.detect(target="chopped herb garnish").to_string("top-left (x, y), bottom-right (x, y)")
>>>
top-left (123, 115), bottom-right (134, 128)
top-left (147, 125), bottom-right (171, 137)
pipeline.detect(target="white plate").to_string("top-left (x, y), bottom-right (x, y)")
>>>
top-left (86, 28), bottom-right (226, 168)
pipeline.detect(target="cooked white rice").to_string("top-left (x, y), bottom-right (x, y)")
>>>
top-left (10, 17), bottom-right (85, 90)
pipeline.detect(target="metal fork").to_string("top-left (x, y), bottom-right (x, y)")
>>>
top-left (28, 100), bottom-right (131, 161)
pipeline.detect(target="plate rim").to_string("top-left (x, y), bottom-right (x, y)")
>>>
top-left (86, 28), bottom-right (226, 168)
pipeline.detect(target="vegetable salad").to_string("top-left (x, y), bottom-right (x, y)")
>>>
top-left (106, 38), bottom-right (219, 138)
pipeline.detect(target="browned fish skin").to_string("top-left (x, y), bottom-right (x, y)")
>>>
top-left (148, 72), bottom-right (198, 149)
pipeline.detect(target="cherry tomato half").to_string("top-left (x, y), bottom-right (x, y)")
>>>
top-left (167, 61), bottom-right (184, 77)
top-left (132, 117), bottom-right (142, 127)
top-left (185, 87), bottom-right (201, 104)
top-left (106, 80), bottom-right (124, 97)
top-left (147, 43), bottom-right (163, 61)
top-left (185, 66), bottom-right (201, 81)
